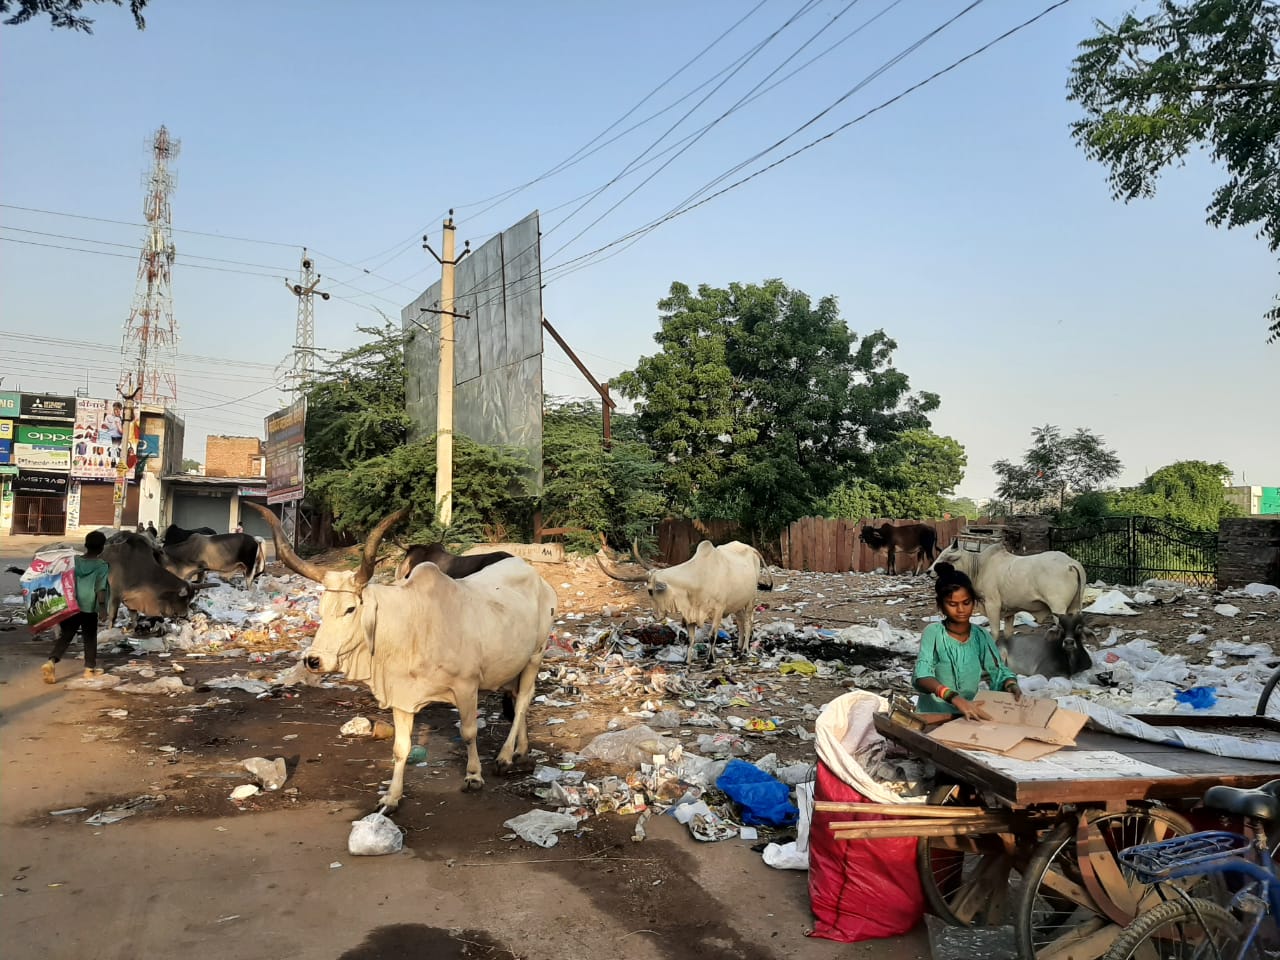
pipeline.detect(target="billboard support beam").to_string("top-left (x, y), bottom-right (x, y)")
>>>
top-left (541, 316), bottom-right (618, 449)
top-left (422, 212), bottom-right (469, 526)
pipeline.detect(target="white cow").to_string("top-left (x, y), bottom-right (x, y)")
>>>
top-left (597, 539), bottom-right (773, 664)
top-left (928, 542), bottom-right (1086, 649)
top-left (246, 503), bottom-right (556, 810)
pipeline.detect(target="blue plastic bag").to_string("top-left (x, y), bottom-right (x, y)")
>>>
top-left (716, 758), bottom-right (798, 827)
top-left (1174, 686), bottom-right (1218, 710)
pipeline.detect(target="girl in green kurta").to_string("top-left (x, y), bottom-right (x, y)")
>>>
top-left (914, 569), bottom-right (1021, 720)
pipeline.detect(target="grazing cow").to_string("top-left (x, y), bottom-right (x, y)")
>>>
top-left (1004, 613), bottom-right (1096, 679)
top-left (929, 543), bottom-right (1086, 648)
top-left (395, 542), bottom-right (514, 580)
top-left (246, 502), bottom-right (556, 810)
top-left (160, 524), bottom-right (217, 545)
top-left (162, 531), bottom-right (266, 586)
top-left (596, 540), bottom-right (773, 664)
top-left (859, 522), bottom-right (938, 575)
top-left (12, 534), bottom-right (202, 627)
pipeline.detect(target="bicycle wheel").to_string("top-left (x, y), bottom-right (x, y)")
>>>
top-left (1102, 897), bottom-right (1242, 960)
top-left (1257, 663), bottom-right (1280, 719)
top-left (1016, 806), bottom-right (1196, 959)
top-left (916, 782), bottom-right (1016, 926)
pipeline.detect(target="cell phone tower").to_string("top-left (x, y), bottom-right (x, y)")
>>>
top-left (121, 125), bottom-right (180, 405)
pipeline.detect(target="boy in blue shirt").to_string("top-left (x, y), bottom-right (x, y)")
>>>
top-left (41, 531), bottom-right (110, 684)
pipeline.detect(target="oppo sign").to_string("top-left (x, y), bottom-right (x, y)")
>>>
top-left (17, 425), bottom-right (73, 448)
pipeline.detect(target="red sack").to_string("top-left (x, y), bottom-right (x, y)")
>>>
top-left (807, 759), bottom-right (924, 942)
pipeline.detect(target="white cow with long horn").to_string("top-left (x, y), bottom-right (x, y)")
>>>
top-left (596, 539), bottom-right (773, 664)
top-left (246, 503), bottom-right (556, 810)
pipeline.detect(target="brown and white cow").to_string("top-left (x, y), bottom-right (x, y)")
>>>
top-left (596, 539), bottom-right (773, 664)
top-left (247, 503), bottom-right (556, 810)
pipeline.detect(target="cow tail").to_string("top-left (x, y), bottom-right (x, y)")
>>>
top-left (253, 537), bottom-right (266, 582)
top-left (1072, 561), bottom-right (1085, 613)
top-left (754, 549), bottom-right (774, 591)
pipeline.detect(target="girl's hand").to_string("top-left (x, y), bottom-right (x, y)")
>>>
top-left (1007, 683), bottom-right (1023, 702)
top-left (952, 696), bottom-right (992, 722)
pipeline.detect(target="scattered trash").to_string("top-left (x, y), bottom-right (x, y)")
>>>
top-left (1083, 590), bottom-right (1141, 616)
top-left (117, 676), bottom-right (188, 696)
top-left (717, 759), bottom-right (798, 826)
top-left (49, 807), bottom-right (88, 816)
top-left (242, 757), bottom-right (288, 791)
top-left (1242, 583), bottom-right (1280, 598)
top-left (504, 809), bottom-right (581, 848)
top-left (1213, 604), bottom-right (1241, 618)
top-left (371, 720), bottom-right (394, 740)
top-left (348, 812), bottom-right (404, 856)
top-left (229, 784), bottom-right (260, 801)
top-left (671, 800), bottom-right (738, 842)
top-left (1175, 687), bottom-right (1218, 710)
top-left (203, 675), bottom-right (272, 695)
top-left (64, 673), bottom-right (124, 691)
top-left (340, 717), bottom-right (373, 737)
top-left (407, 745), bottom-right (428, 764)
top-left (84, 794), bottom-right (163, 825)
top-left (580, 725), bottom-right (678, 766)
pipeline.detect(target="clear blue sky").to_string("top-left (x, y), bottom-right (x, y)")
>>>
top-left (2, 0), bottom-right (1275, 498)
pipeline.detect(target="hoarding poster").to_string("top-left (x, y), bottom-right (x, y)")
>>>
top-left (265, 399), bottom-right (306, 505)
top-left (19, 394), bottom-right (76, 422)
top-left (14, 423), bottom-right (71, 471)
top-left (71, 398), bottom-right (134, 480)
top-left (0, 419), bottom-right (13, 440)
top-left (0, 392), bottom-right (19, 418)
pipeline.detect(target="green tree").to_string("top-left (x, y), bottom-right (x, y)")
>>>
top-left (868, 429), bottom-right (967, 518)
top-left (540, 400), bottom-right (665, 552)
top-left (307, 435), bottom-right (531, 544)
top-left (1068, 1), bottom-right (1280, 340)
top-left (993, 424), bottom-right (1122, 511)
top-left (303, 321), bottom-right (411, 483)
top-left (180, 458), bottom-right (201, 474)
top-left (1107, 459), bottom-right (1242, 528)
top-left (1, 0), bottom-right (147, 31)
top-left (616, 280), bottom-right (938, 537)
top-left (941, 496), bottom-right (983, 520)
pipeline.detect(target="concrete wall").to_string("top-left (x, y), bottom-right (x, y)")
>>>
top-left (1217, 517), bottom-right (1280, 588)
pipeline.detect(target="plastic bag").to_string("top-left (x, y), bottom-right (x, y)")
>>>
top-left (503, 809), bottom-right (580, 848)
top-left (348, 812), bottom-right (404, 856)
top-left (580, 725), bottom-right (677, 766)
top-left (20, 549), bottom-right (81, 633)
top-left (716, 759), bottom-right (797, 827)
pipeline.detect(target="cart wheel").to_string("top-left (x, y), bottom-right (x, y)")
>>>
top-left (1257, 662), bottom-right (1280, 719)
top-left (916, 783), bottom-right (1014, 927)
top-left (1015, 806), bottom-right (1194, 960)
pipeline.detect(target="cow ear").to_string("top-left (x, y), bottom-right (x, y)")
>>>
top-left (653, 580), bottom-right (668, 593)
top-left (178, 586), bottom-right (189, 597)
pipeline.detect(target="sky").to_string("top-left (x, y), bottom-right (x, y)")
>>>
top-left (1, 0), bottom-right (1276, 500)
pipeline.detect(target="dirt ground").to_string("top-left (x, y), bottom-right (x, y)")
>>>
top-left (2, 536), bottom-right (1277, 960)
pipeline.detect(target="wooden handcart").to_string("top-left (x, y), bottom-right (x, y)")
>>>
top-left (820, 713), bottom-right (1280, 960)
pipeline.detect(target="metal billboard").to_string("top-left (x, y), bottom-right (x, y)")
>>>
top-left (264, 398), bottom-right (306, 505)
top-left (402, 211), bottom-right (544, 491)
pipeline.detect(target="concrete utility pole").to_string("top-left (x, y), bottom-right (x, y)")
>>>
top-left (422, 212), bottom-right (469, 526)
top-left (112, 373), bottom-right (142, 529)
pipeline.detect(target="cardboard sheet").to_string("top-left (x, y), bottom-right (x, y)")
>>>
top-left (926, 692), bottom-right (1088, 760)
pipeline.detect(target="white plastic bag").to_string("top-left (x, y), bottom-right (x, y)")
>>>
top-left (580, 724), bottom-right (677, 766)
top-left (503, 809), bottom-right (579, 848)
top-left (347, 812), bottom-right (404, 856)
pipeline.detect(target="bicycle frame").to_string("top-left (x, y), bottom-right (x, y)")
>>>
top-left (1146, 837), bottom-right (1279, 958)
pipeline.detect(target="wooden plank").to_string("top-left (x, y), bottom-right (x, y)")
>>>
top-left (1035, 918), bottom-right (1118, 960)
top-left (949, 852), bottom-right (1012, 925)
top-left (831, 819), bottom-right (1012, 840)
top-left (814, 801), bottom-right (989, 818)
top-left (823, 517), bottom-right (835, 572)
top-left (1038, 865), bottom-right (1098, 911)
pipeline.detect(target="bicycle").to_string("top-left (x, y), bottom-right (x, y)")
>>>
top-left (1101, 778), bottom-right (1280, 960)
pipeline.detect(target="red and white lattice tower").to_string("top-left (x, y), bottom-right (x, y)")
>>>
top-left (121, 125), bottom-right (180, 405)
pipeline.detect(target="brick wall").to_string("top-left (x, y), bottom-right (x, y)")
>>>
top-left (205, 435), bottom-right (264, 478)
top-left (1217, 517), bottom-right (1280, 588)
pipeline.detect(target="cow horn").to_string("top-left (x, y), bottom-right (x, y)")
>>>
top-left (355, 507), bottom-right (411, 586)
top-left (594, 552), bottom-right (649, 583)
top-left (244, 502), bottom-right (327, 584)
top-left (630, 539), bottom-right (655, 570)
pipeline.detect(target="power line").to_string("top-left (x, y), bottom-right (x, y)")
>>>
top-left (0, 202), bottom-right (299, 248)
top-left (0, 236), bottom-right (287, 280)
top-left (0, 225), bottom-right (297, 272)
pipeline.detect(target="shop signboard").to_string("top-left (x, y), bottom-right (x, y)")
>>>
top-left (0, 439), bottom-right (11, 465)
top-left (0, 392), bottom-right (19, 417)
top-left (0, 419), bottom-right (13, 440)
top-left (138, 433), bottom-right (161, 458)
top-left (17, 424), bottom-right (73, 447)
top-left (15, 444), bottom-right (71, 470)
top-left (70, 398), bottom-right (134, 480)
top-left (19, 394), bottom-right (76, 422)
top-left (14, 472), bottom-right (69, 496)
top-left (265, 399), bottom-right (306, 505)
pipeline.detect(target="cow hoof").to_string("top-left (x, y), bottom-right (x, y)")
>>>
top-left (461, 777), bottom-right (484, 793)
top-left (377, 794), bottom-right (401, 812)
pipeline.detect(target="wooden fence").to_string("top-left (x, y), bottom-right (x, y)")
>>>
top-left (657, 518), bottom-right (742, 564)
top-left (779, 517), bottom-right (967, 573)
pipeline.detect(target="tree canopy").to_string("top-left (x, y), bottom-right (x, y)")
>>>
top-left (1068, 0), bottom-right (1280, 340)
top-left (615, 280), bottom-right (941, 536)
top-left (1108, 459), bottom-right (1241, 528)
top-left (823, 429), bottom-right (967, 520)
top-left (993, 424), bottom-right (1123, 511)
top-left (0, 0), bottom-right (147, 31)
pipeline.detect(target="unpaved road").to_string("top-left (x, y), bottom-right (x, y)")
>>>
top-left (0, 538), bottom-right (929, 960)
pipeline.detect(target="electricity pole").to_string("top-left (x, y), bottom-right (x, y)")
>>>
top-left (422, 212), bottom-right (469, 526)
top-left (112, 373), bottom-right (142, 529)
